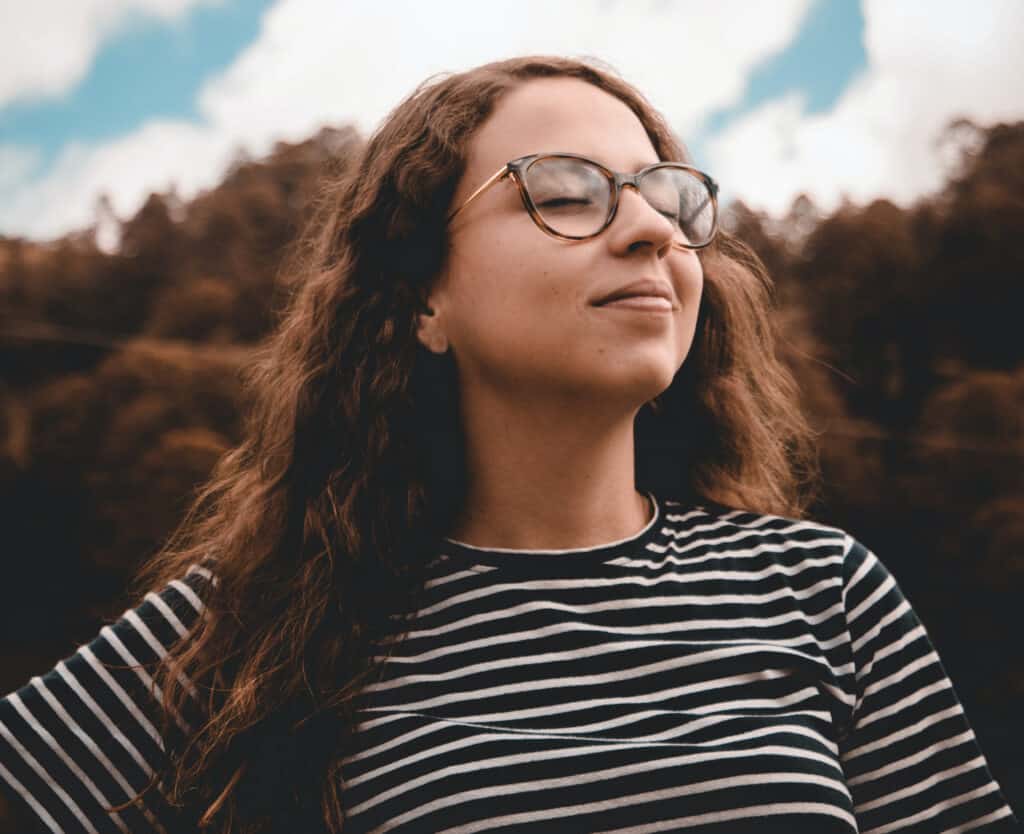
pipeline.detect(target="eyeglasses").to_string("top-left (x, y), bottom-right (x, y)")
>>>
top-left (447, 152), bottom-right (719, 249)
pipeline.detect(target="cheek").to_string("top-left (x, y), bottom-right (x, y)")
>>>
top-left (445, 243), bottom-right (507, 311)
top-left (459, 235), bottom-right (568, 314)
top-left (442, 255), bottom-right (532, 351)
top-left (682, 257), bottom-right (704, 301)
top-left (674, 258), bottom-right (704, 343)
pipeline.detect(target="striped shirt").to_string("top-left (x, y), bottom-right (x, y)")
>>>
top-left (2, 493), bottom-right (1020, 833)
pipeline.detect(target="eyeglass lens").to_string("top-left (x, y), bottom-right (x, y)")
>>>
top-left (524, 157), bottom-right (715, 246)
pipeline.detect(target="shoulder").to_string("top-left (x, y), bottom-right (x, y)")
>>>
top-left (105, 560), bottom-right (218, 655)
top-left (663, 498), bottom-right (852, 557)
top-left (659, 499), bottom-right (887, 600)
top-left (140, 560), bottom-right (217, 627)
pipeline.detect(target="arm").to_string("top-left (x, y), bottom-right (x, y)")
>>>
top-left (0, 564), bottom-right (212, 834)
top-left (839, 536), bottom-right (1021, 832)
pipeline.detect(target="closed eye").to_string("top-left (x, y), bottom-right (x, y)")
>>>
top-left (538, 197), bottom-right (592, 208)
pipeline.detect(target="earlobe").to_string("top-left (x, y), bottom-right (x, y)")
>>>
top-left (416, 308), bottom-right (449, 355)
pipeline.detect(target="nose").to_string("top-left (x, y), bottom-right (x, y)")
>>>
top-left (607, 183), bottom-right (676, 255)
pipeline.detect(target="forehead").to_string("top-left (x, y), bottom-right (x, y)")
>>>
top-left (462, 77), bottom-right (661, 187)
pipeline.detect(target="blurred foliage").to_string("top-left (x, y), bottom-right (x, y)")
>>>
top-left (0, 123), bottom-right (362, 653)
top-left (1, 118), bottom-right (1022, 811)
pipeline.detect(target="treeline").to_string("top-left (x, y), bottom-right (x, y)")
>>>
top-left (1, 118), bottom-right (1022, 805)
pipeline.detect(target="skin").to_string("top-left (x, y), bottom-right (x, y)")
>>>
top-left (417, 77), bottom-right (704, 550)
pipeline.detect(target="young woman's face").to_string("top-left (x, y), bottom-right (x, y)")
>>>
top-left (422, 77), bottom-right (704, 412)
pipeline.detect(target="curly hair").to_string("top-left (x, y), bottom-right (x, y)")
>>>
top-left (117, 54), bottom-right (822, 832)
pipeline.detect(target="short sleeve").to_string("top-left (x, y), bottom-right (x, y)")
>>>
top-left (839, 536), bottom-right (1021, 832)
top-left (0, 564), bottom-right (213, 834)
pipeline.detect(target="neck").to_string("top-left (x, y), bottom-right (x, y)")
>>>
top-left (446, 387), bottom-right (652, 550)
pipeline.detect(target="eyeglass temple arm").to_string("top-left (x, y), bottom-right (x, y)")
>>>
top-left (678, 172), bottom-right (718, 225)
top-left (447, 165), bottom-right (511, 222)
top-left (670, 177), bottom-right (718, 249)
top-left (681, 192), bottom-right (712, 226)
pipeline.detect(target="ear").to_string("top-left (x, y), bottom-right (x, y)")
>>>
top-left (415, 293), bottom-right (449, 355)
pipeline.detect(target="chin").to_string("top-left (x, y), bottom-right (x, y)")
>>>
top-left (606, 362), bottom-right (678, 404)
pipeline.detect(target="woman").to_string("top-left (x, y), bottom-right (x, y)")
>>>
top-left (0, 55), bottom-right (1019, 833)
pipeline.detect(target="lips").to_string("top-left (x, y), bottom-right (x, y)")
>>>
top-left (592, 278), bottom-right (674, 306)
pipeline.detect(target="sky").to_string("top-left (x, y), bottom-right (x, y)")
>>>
top-left (1, 0), bottom-right (1022, 244)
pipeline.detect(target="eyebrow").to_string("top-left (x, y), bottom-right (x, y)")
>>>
top-left (604, 157), bottom-right (661, 173)
top-left (533, 151), bottom-right (659, 172)
top-left (632, 159), bottom-right (664, 172)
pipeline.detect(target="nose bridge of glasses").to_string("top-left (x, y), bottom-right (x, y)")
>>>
top-left (614, 172), bottom-right (671, 226)
top-left (615, 171), bottom-right (644, 193)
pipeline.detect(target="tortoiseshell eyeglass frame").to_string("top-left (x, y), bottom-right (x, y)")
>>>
top-left (446, 152), bottom-right (720, 250)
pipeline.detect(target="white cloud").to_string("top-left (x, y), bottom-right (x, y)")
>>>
top-left (0, 145), bottom-right (41, 191)
top-left (0, 122), bottom-right (238, 239)
top-left (0, 0), bottom-right (812, 241)
top-left (705, 0), bottom-right (1024, 217)
top-left (197, 0), bottom-right (813, 149)
top-left (0, 0), bottom-right (222, 109)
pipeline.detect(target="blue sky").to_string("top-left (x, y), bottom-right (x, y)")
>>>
top-left (1, 0), bottom-right (1020, 241)
top-left (0, 0), bottom-right (866, 183)
top-left (692, 0), bottom-right (867, 152)
top-left (0, 0), bottom-right (277, 172)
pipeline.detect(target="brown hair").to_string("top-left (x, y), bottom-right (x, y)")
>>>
top-left (121, 54), bottom-right (821, 832)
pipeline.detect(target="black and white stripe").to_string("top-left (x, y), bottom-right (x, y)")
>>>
top-left (1, 500), bottom-right (1018, 833)
top-left (340, 498), bottom-right (1018, 833)
top-left (1, 564), bottom-right (212, 833)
